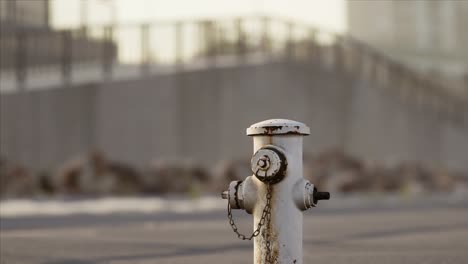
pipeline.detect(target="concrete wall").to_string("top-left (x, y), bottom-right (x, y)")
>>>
top-left (95, 74), bottom-right (180, 167)
top-left (345, 79), bottom-right (443, 166)
top-left (93, 61), bottom-right (351, 167)
top-left (347, 0), bottom-right (468, 97)
top-left (442, 123), bottom-right (468, 171)
top-left (0, 84), bottom-right (97, 170)
top-left (1, 60), bottom-right (467, 171)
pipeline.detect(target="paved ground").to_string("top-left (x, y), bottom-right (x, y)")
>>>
top-left (1, 198), bottom-right (468, 264)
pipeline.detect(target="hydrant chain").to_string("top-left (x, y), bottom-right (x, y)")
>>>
top-left (264, 194), bottom-right (273, 264)
top-left (227, 184), bottom-right (273, 241)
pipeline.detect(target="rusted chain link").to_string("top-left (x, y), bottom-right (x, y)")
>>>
top-left (264, 185), bottom-right (273, 263)
top-left (227, 183), bottom-right (274, 263)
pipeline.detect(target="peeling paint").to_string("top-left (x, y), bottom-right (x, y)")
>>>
top-left (246, 119), bottom-right (310, 136)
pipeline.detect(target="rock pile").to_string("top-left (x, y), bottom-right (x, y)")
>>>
top-left (0, 157), bottom-right (35, 197)
top-left (0, 150), bottom-right (466, 198)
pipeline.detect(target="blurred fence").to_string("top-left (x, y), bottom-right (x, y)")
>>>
top-left (0, 16), bottom-right (467, 125)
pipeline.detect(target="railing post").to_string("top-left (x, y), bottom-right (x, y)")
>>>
top-left (61, 30), bottom-right (72, 86)
top-left (431, 88), bottom-right (444, 120)
top-left (102, 25), bottom-right (114, 81)
top-left (78, 27), bottom-right (88, 64)
top-left (200, 20), bottom-right (217, 66)
top-left (140, 23), bottom-right (150, 76)
top-left (175, 22), bottom-right (183, 68)
top-left (464, 73), bottom-right (468, 97)
top-left (333, 35), bottom-right (344, 73)
top-left (413, 76), bottom-right (424, 112)
top-left (211, 21), bottom-right (218, 66)
top-left (400, 71), bottom-right (413, 103)
top-left (261, 16), bottom-right (271, 57)
top-left (15, 31), bottom-right (26, 91)
top-left (235, 18), bottom-right (246, 61)
top-left (307, 28), bottom-right (317, 62)
top-left (350, 39), bottom-right (364, 77)
top-left (285, 21), bottom-right (294, 60)
top-left (368, 50), bottom-right (379, 85)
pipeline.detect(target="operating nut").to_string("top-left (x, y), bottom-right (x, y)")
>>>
top-left (257, 156), bottom-right (270, 170)
top-left (251, 145), bottom-right (287, 184)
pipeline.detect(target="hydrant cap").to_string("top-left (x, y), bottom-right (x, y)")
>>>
top-left (246, 119), bottom-right (310, 136)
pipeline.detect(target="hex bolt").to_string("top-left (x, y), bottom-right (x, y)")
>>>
top-left (257, 159), bottom-right (266, 167)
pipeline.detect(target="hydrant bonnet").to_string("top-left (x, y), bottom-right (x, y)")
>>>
top-left (246, 119), bottom-right (310, 136)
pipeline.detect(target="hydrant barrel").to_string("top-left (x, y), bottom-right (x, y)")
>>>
top-left (247, 119), bottom-right (309, 264)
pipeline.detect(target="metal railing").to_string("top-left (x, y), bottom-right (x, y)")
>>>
top-left (0, 16), bottom-right (466, 124)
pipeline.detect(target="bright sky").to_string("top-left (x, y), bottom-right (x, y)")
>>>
top-left (51, 0), bottom-right (347, 32)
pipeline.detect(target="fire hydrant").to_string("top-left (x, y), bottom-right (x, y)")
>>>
top-left (222, 119), bottom-right (330, 264)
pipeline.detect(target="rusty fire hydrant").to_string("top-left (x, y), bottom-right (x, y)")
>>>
top-left (222, 119), bottom-right (330, 264)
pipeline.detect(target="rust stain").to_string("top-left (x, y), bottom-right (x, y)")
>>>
top-left (264, 125), bottom-right (284, 131)
top-left (268, 185), bottom-right (279, 263)
top-left (256, 183), bottom-right (279, 263)
top-left (255, 125), bottom-right (302, 135)
top-left (270, 233), bottom-right (279, 263)
top-left (282, 130), bottom-right (303, 135)
top-left (259, 126), bottom-right (282, 135)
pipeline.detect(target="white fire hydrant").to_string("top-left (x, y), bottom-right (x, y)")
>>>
top-left (222, 119), bottom-right (330, 264)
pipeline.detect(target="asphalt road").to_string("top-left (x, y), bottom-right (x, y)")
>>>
top-left (1, 198), bottom-right (468, 264)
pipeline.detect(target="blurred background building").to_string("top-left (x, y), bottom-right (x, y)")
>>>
top-left (0, 0), bottom-right (50, 31)
top-left (348, 0), bottom-right (468, 97)
top-left (1, 0), bottom-right (467, 198)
